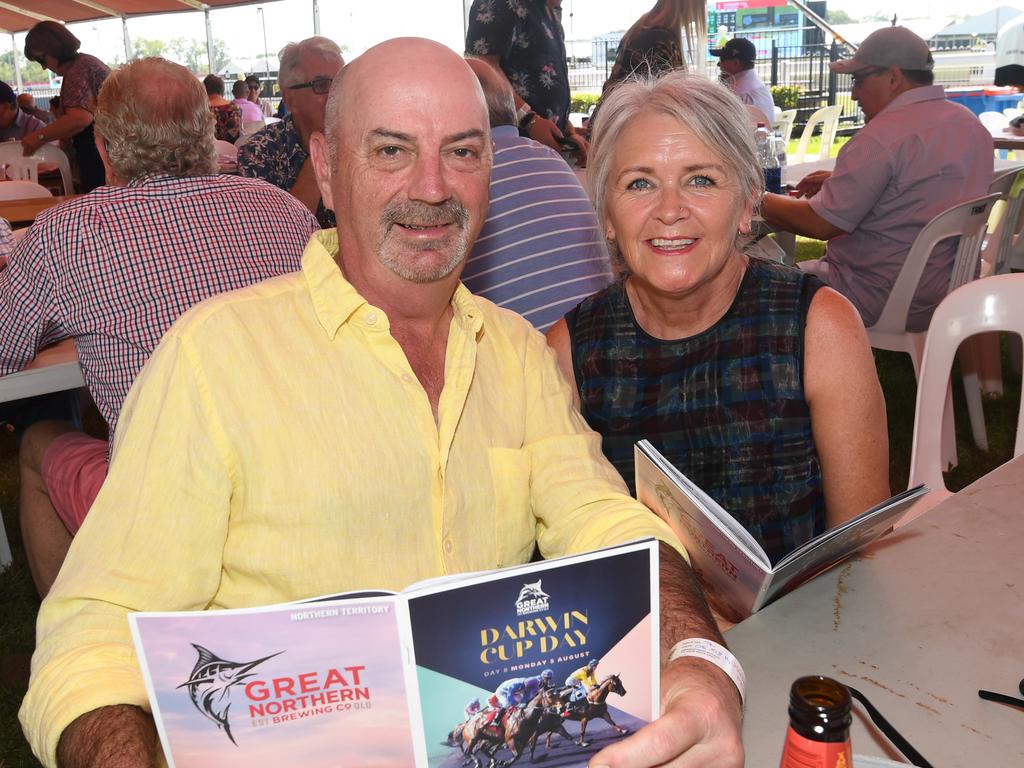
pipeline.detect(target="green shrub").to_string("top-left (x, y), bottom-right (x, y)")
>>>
top-left (771, 85), bottom-right (801, 110)
top-left (570, 92), bottom-right (601, 113)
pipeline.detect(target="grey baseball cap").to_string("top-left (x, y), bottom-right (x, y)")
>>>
top-left (830, 26), bottom-right (934, 74)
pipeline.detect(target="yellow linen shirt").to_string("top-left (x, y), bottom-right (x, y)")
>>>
top-left (21, 230), bottom-right (683, 766)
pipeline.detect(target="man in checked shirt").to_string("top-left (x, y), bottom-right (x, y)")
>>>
top-left (0, 57), bottom-right (319, 597)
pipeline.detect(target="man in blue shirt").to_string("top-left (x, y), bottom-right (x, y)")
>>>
top-left (238, 36), bottom-right (343, 227)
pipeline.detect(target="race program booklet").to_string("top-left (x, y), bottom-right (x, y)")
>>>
top-left (129, 538), bottom-right (659, 768)
top-left (634, 440), bottom-right (927, 621)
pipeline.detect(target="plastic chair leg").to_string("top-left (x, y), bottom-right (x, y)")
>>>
top-left (0, 505), bottom-right (12, 571)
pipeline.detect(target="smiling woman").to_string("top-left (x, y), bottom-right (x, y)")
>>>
top-left (546, 72), bottom-right (892, 565)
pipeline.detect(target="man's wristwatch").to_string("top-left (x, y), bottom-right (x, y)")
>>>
top-left (518, 111), bottom-right (539, 133)
top-left (36, 131), bottom-right (46, 144)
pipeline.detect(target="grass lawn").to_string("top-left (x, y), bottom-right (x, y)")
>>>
top-left (0, 240), bottom-right (1020, 764)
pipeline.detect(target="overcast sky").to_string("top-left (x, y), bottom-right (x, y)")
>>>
top-left (6, 0), bottom-right (1022, 73)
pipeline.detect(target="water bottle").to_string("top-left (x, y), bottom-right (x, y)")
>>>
top-left (755, 122), bottom-right (782, 194)
top-left (773, 133), bottom-right (787, 168)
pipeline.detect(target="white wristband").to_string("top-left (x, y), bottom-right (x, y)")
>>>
top-left (668, 638), bottom-right (746, 705)
top-left (516, 102), bottom-right (533, 122)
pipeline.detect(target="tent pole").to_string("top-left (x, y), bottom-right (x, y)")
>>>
top-left (205, 8), bottom-right (215, 72)
top-left (312, 0), bottom-right (320, 36)
top-left (122, 17), bottom-right (131, 62)
top-left (12, 34), bottom-right (23, 92)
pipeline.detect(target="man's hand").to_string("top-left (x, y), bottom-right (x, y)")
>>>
top-left (795, 170), bottom-right (832, 198)
top-left (57, 705), bottom-right (160, 768)
top-left (589, 657), bottom-right (743, 767)
top-left (527, 115), bottom-right (565, 152)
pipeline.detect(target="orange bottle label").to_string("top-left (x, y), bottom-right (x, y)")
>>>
top-left (779, 726), bottom-right (852, 768)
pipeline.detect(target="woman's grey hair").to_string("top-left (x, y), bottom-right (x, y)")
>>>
top-left (588, 71), bottom-right (764, 268)
top-left (278, 36), bottom-right (344, 88)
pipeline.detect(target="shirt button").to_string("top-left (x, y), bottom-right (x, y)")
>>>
top-left (444, 539), bottom-right (453, 554)
top-left (365, 312), bottom-right (378, 325)
top-left (402, 373), bottom-right (413, 383)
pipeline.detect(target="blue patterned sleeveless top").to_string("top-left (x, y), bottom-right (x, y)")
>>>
top-left (566, 258), bottom-right (825, 564)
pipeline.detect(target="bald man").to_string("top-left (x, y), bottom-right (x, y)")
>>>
top-left (21, 39), bottom-right (742, 768)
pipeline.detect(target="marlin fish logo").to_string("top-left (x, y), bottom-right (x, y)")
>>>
top-left (516, 579), bottom-right (549, 603)
top-left (176, 644), bottom-right (282, 745)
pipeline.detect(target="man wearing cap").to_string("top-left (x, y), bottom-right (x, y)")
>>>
top-left (711, 37), bottom-right (776, 124)
top-left (0, 83), bottom-right (47, 140)
top-left (762, 26), bottom-right (992, 331)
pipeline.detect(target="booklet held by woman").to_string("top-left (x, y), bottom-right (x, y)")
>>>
top-left (634, 440), bottom-right (927, 621)
top-left (129, 539), bottom-right (659, 768)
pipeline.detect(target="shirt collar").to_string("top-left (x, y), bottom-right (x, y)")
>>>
top-left (492, 125), bottom-right (519, 139)
top-left (881, 85), bottom-right (946, 115)
top-left (301, 229), bottom-right (485, 339)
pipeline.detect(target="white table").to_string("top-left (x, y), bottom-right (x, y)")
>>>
top-left (0, 339), bottom-right (85, 568)
top-left (725, 455), bottom-right (1024, 767)
top-left (0, 338), bottom-right (84, 404)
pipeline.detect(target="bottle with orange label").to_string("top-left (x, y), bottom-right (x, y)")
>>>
top-left (779, 676), bottom-right (853, 768)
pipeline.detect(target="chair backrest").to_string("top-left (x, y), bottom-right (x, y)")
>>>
top-left (771, 109), bottom-right (797, 144)
top-left (241, 120), bottom-right (265, 136)
top-left (214, 139), bottom-right (238, 160)
top-left (870, 193), bottom-right (1002, 334)
top-left (790, 104), bottom-right (842, 164)
top-left (0, 180), bottom-right (52, 200)
top-left (909, 274), bottom-right (1024, 492)
top-left (33, 144), bottom-right (74, 195)
top-left (986, 169), bottom-right (1024, 275)
top-left (978, 110), bottom-right (1009, 133)
top-left (0, 142), bottom-right (41, 184)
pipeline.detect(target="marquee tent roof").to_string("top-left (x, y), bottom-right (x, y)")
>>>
top-left (0, 0), bottom-right (274, 35)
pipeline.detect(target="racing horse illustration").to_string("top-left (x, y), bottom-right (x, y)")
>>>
top-left (461, 705), bottom-right (543, 768)
top-left (560, 674), bottom-right (629, 747)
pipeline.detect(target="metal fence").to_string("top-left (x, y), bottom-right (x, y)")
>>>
top-left (567, 31), bottom-right (1013, 137)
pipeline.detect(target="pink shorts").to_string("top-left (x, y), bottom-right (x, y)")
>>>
top-left (41, 432), bottom-right (109, 535)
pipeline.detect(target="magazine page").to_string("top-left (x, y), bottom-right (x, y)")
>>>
top-left (636, 441), bottom-right (770, 566)
top-left (402, 540), bottom-right (660, 768)
top-left (756, 485), bottom-right (928, 610)
top-left (130, 594), bottom-right (417, 768)
top-left (635, 444), bottom-right (770, 620)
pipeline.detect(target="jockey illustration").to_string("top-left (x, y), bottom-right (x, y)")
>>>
top-left (483, 670), bottom-right (555, 729)
top-left (563, 659), bottom-right (600, 716)
top-left (464, 698), bottom-right (481, 721)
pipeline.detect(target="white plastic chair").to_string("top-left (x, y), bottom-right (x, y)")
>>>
top-left (866, 192), bottom-right (1002, 470)
top-left (0, 180), bottom-right (51, 200)
top-left (789, 104), bottom-right (842, 164)
top-left (771, 108), bottom-right (797, 144)
top-left (899, 274), bottom-right (1024, 526)
top-left (0, 142), bottom-right (42, 184)
top-left (241, 120), bottom-right (265, 136)
top-left (33, 144), bottom-right (74, 195)
top-left (214, 139), bottom-right (238, 160)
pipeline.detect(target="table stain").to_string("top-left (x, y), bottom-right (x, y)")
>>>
top-left (961, 723), bottom-right (993, 741)
top-left (928, 692), bottom-right (951, 705)
top-left (831, 668), bottom-right (906, 699)
top-left (916, 701), bottom-right (941, 715)
top-left (832, 563), bottom-right (853, 631)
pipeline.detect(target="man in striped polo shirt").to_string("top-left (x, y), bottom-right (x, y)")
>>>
top-left (462, 57), bottom-right (611, 332)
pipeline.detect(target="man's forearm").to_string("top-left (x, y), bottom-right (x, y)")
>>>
top-left (57, 705), bottom-right (160, 768)
top-left (658, 541), bottom-right (724, 660)
top-left (761, 193), bottom-right (845, 241)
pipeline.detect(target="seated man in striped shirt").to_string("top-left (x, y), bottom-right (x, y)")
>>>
top-left (0, 57), bottom-right (319, 596)
top-left (461, 58), bottom-right (611, 332)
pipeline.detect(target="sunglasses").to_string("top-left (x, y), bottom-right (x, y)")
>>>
top-left (850, 67), bottom-right (887, 87)
top-left (286, 77), bottom-right (333, 95)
